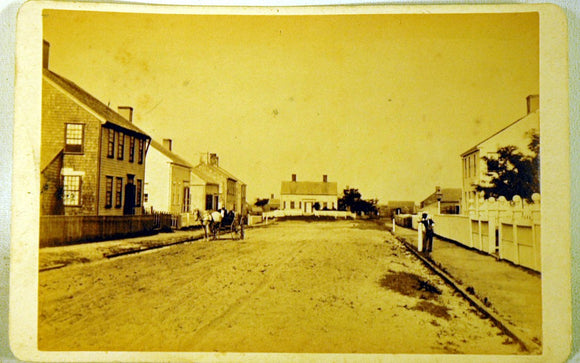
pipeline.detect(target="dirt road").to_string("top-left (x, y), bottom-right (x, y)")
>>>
top-left (38, 220), bottom-right (522, 354)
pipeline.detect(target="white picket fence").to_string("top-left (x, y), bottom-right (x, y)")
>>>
top-left (431, 194), bottom-right (541, 272)
top-left (262, 210), bottom-right (356, 221)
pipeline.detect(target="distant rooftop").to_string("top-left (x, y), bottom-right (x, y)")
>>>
top-left (281, 181), bottom-right (338, 196)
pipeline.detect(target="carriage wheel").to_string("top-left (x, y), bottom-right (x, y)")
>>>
top-left (231, 223), bottom-right (241, 240)
top-left (211, 223), bottom-right (219, 240)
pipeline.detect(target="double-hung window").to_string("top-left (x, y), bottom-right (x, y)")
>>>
top-left (105, 176), bottom-right (113, 208)
top-left (136, 179), bottom-right (143, 207)
top-left (115, 177), bottom-right (123, 208)
top-left (117, 132), bottom-right (124, 160)
top-left (64, 123), bottom-right (84, 153)
top-left (107, 128), bottom-right (115, 158)
top-left (129, 136), bottom-right (135, 162)
top-left (62, 175), bottom-right (81, 206)
top-left (138, 139), bottom-right (144, 164)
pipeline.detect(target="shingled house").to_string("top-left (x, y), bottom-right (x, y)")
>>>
top-left (41, 40), bottom-right (151, 217)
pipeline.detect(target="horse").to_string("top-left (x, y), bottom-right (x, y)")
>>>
top-left (194, 209), bottom-right (223, 240)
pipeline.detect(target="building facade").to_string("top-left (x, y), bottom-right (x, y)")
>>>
top-left (191, 153), bottom-right (246, 214)
top-left (190, 166), bottom-right (221, 212)
top-left (143, 139), bottom-right (193, 215)
top-left (384, 201), bottom-right (417, 218)
top-left (419, 186), bottom-right (462, 215)
top-left (280, 174), bottom-right (338, 214)
top-left (461, 95), bottom-right (539, 213)
top-left (41, 41), bottom-right (150, 216)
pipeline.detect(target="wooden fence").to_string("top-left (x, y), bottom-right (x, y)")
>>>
top-left (396, 194), bottom-right (542, 272)
top-left (262, 210), bottom-right (356, 221)
top-left (40, 215), bottom-right (158, 247)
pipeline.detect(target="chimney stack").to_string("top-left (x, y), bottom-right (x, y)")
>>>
top-left (43, 40), bottom-right (50, 69)
top-left (163, 138), bottom-right (172, 151)
top-left (292, 174), bottom-right (297, 182)
top-left (526, 95), bottom-right (539, 114)
top-left (118, 106), bottom-right (133, 122)
top-left (209, 153), bottom-right (219, 166)
top-left (323, 175), bottom-right (328, 182)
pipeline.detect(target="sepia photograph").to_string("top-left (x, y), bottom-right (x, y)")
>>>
top-left (8, 2), bottom-right (571, 361)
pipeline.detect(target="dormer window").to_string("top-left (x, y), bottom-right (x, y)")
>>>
top-left (64, 123), bottom-right (84, 153)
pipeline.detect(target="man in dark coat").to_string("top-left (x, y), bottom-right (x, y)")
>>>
top-left (420, 212), bottom-right (435, 253)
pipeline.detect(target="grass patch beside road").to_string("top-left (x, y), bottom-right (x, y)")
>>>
top-left (379, 271), bottom-right (442, 300)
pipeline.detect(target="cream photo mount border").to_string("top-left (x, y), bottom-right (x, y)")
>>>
top-left (10, 2), bottom-right (569, 362)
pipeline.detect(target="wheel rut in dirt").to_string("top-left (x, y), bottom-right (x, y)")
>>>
top-left (187, 240), bottom-right (309, 346)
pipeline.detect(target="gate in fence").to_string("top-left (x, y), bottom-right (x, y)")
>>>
top-left (467, 194), bottom-right (541, 272)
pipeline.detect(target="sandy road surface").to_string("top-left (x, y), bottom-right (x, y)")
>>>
top-left (39, 220), bottom-right (522, 354)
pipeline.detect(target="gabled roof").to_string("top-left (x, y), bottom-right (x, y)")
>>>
top-left (281, 181), bottom-right (338, 196)
top-left (149, 140), bottom-right (193, 169)
top-left (194, 162), bottom-right (246, 185)
top-left (191, 166), bottom-right (221, 185)
top-left (387, 201), bottom-right (416, 208)
top-left (43, 68), bottom-right (150, 138)
top-left (421, 188), bottom-right (462, 206)
top-left (214, 165), bottom-right (246, 185)
top-left (460, 110), bottom-right (538, 157)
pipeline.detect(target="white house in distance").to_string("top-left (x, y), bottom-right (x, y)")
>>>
top-left (461, 95), bottom-right (539, 213)
top-left (280, 174), bottom-right (338, 214)
top-left (144, 139), bottom-right (193, 215)
top-left (191, 153), bottom-right (247, 214)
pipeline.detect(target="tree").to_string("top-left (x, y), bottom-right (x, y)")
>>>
top-left (338, 188), bottom-right (378, 215)
top-left (475, 130), bottom-right (540, 202)
top-left (338, 188), bottom-right (361, 211)
top-left (254, 198), bottom-right (269, 207)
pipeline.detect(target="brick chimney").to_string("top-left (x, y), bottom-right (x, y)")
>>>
top-left (323, 175), bottom-right (328, 182)
top-left (118, 106), bottom-right (133, 122)
top-left (526, 95), bottom-right (539, 114)
top-left (209, 153), bottom-right (219, 166)
top-left (43, 40), bottom-right (50, 69)
top-left (292, 174), bottom-right (297, 182)
top-left (163, 138), bottom-right (172, 151)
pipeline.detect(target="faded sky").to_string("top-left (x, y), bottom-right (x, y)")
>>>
top-left (43, 10), bottom-right (539, 204)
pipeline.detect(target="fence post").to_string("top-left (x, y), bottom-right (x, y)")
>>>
top-left (512, 195), bottom-right (522, 265)
top-left (392, 218), bottom-right (396, 233)
top-left (531, 193), bottom-right (541, 224)
top-left (512, 195), bottom-right (523, 220)
top-left (417, 221), bottom-right (423, 252)
top-left (468, 198), bottom-right (475, 248)
top-left (531, 193), bottom-right (541, 271)
top-left (487, 197), bottom-right (497, 254)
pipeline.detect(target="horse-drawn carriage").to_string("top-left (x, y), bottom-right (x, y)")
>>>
top-left (195, 209), bottom-right (244, 241)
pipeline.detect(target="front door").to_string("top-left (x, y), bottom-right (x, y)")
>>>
top-left (123, 174), bottom-right (136, 215)
top-left (305, 202), bottom-right (312, 214)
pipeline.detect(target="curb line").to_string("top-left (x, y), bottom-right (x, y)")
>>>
top-left (392, 233), bottom-right (541, 354)
top-left (39, 223), bottom-right (267, 272)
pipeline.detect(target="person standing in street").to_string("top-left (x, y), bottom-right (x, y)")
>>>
top-left (420, 212), bottom-right (435, 253)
